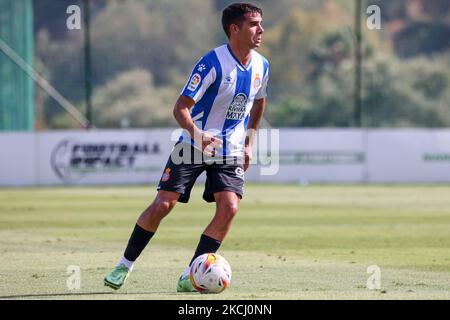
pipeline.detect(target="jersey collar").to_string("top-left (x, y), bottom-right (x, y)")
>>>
top-left (226, 44), bottom-right (252, 71)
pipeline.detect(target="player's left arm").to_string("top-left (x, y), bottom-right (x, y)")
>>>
top-left (244, 97), bottom-right (266, 171)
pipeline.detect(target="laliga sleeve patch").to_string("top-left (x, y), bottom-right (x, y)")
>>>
top-left (187, 73), bottom-right (202, 91)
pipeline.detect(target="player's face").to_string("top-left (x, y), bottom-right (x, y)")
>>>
top-left (237, 12), bottom-right (264, 49)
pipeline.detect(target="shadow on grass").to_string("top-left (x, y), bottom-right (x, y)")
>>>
top-left (0, 291), bottom-right (192, 299)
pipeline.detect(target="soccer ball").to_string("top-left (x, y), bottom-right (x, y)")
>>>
top-left (189, 253), bottom-right (232, 294)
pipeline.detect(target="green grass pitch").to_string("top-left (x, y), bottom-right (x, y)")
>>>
top-left (0, 184), bottom-right (449, 299)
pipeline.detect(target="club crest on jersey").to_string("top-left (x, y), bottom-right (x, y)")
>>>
top-left (254, 73), bottom-right (261, 89)
top-left (226, 93), bottom-right (247, 120)
top-left (187, 73), bottom-right (201, 91)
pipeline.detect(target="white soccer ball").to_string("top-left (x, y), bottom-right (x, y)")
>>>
top-left (189, 253), bottom-right (232, 294)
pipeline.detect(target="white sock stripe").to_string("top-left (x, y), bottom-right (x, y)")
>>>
top-left (118, 257), bottom-right (134, 271)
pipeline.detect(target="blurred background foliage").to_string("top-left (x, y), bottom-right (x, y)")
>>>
top-left (33, 0), bottom-right (450, 129)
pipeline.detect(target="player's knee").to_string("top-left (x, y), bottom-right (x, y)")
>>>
top-left (153, 197), bottom-right (177, 217)
top-left (218, 201), bottom-right (239, 221)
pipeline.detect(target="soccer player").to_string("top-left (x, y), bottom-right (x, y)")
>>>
top-left (104, 2), bottom-right (269, 292)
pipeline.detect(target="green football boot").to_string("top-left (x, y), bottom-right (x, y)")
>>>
top-left (104, 264), bottom-right (130, 290)
top-left (176, 275), bottom-right (196, 293)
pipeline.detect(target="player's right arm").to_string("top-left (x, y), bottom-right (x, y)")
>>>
top-left (174, 53), bottom-right (223, 156)
top-left (173, 96), bottom-right (221, 156)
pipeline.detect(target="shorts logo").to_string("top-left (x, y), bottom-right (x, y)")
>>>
top-left (161, 168), bottom-right (171, 182)
top-left (254, 73), bottom-right (261, 89)
top-left (226, 93), bottom-right (247, 120)
top-left (235, 167), bottom-right (245, 179)
top-left (187, 73), bottom-right (201, 91)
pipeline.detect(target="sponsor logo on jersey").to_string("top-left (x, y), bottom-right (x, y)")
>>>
top-left (197, 64), bottom-right (206, 72)
top-left (187, 73), bottom-right (201, 91)
top-left (224, 75), bottom-right (234, 85)
top-left (226, 93), bottom-right (247, 120)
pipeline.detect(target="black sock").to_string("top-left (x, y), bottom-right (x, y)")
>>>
top-left (189, 234), bottom-right (222, 266)
top-left (123, 224), bottom-right (154, 261)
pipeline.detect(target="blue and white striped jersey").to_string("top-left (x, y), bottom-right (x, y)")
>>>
top-left (179, 44), bottom-right (269, 157)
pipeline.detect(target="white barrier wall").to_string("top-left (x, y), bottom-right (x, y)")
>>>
top-left (247, 129), bottom-right (367, 183)
top-left (0, 132), bottom-right (37, 185)
top-left (1, 129), bottom-right (450, 186)
top-left (367, 129), bottom-right (450, 183)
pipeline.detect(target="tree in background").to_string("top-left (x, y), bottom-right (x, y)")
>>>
top-left (34, 0), bottom-right (450, 129)
top-left (90, 69), bottom-right (176, 128)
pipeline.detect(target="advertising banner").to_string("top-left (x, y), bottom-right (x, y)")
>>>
top-left (1, 129), bottom-right (450, 186)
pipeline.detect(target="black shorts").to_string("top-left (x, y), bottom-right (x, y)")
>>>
top-left (157, 143), bottom-right (245, 203)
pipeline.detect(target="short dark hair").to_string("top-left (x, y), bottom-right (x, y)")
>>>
top-left (221, 3), bottom-right (263, 39)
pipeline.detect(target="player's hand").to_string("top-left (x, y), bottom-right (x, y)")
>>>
top-left (244, 144), bottom-right (252, 171)
top-left (200, 132), bottom-right (223, 157)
